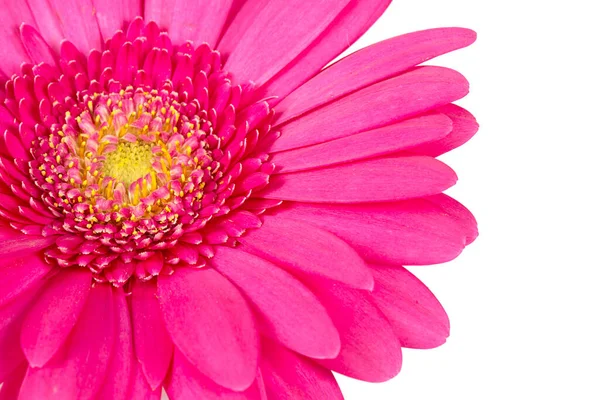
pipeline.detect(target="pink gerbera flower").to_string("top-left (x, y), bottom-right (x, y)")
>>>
top-left (0, 0), bottom-right (478, 398)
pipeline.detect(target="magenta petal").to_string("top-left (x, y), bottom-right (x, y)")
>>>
top-left (425, 193), bottom-right (479, 245)
top-left (261, 340), bottom-right (343, 400)
top-left (158, 268), bottom-right (258, 391)
top-left (220, 0), bottom-right (351, 86)
top-left (19, 24), bottom-right (57, 66)
top-left (409, 104), bottom-right (479, 157)
top-left (0, 235), bottom-right (54, 260)
top-left (258, 0), bottom-right (392, 102)
top-left (96, 288), bottom-right (135, 400)
top-left (127, 361), bottom-right (162, 400)
top-left (20, 284), bottom-right (115, 400)
top-left (262, 156), bottom-right (457, 203)
top-left (0, 363), bottom-right (27, 400)
top-left (276, 27), bottom-right (476, 124)
top-left (0, 254), bottom-right (51, 308)
top-left (271, 66), bottom-right (469, 152)
top-left (274, 200), bottom-right (471, 266)
top-left (0, 286), bottom-right (40, 382)
top-left (223, 0), bottom-right (245, 31)
top-left (131, 280), bottom-right (174, 390)
top-left (20, 268), bottom-right (92, 367)
top-left (212, 247), bottom-right (341, 359)
top-left (0, 1), bottom-right (35, 75)
top-left (370, 264), bottom-right (450, 349)
top-left (240, 216), bottom-right (373, 290)
top-left (146, 0), bottom-right (233, 46)
top-left (312, 283), bottom-right (402, 382)
top-left (166, 350), bottom-right (264, 400)
top-left (271, 114), bottom-right (453, 173)
top-left (93, 0), bottom-right (141, 40)
top-left (28, 0), bottom-right (102, 53)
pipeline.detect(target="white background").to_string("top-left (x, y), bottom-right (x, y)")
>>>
top-left (337, 0), bottom-right (600, 399)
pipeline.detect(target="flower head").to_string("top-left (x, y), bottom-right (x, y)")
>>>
top-left (0, 1), bottom-right (478, 399)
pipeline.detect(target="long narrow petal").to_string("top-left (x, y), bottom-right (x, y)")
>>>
top-left (0, 286), bottom-right (41, 382)
top-left (0, 254), bottom-right (52, 308)
top-left (145, 0), bottom-right (233, 46)
top-left (271, 114), bottom-right (453, 173)
top-left (96, 288), bottom-right (134, 400)
top-left (222, 0), bottom-right (247, 34)
top-left (0, 235), bottom-right (55, 260)
top-left (27, 0), bottom-right (102, 53)
top-left (20, 269), bottom-right (92, 367)
top-left (271, 66), bottom-right (469, 152)
top-left (212, 247), bottom-right (341, 359)
top-left (93, 0), bottom-right (142, 40)
top-left (19, 24), bottom-right (57, 66)
top-left (0, 1), bottom-right (35, 75)
top-left (262, 156), bottom-right (457, 203)
top-left (370, 264), bottom-right (450, 349)
top-left (0, 364), bottom-right (27, 400)
top-left (425, 193), bottom-right (479, 245)
top-left (220, 0), bottom-right (351, 86)
top-left (274, 200), bottom-right (471, 266)
top-left (276, 27), bottom-right (476, 124)
top-left (258, 0), bottom-right (391, 102)
top-left (131, 280), bottom-right (174, 390)
top-left (166, 350), bottom-right (264, 400)
top-left (127, 362), bottom-right (162, 400)
top-left (158, 268), bottom-right (258, 391)
top-left (409, 104), bottom-right (479, 157)
top-left (312, 283), bottom-right (402, 382)
top-left (240, 215), bottom-right (373, 289)
top-left (261, 340), bottom-right (344, 400)
top-left (20, 284), bottom-right (115, 400)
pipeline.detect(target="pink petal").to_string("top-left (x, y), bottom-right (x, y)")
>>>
top-left (409, 104), bottom-right (479, 157)
top-left (222, 0), bottom-right (246, 33)
top-left (145, 0), bottom-right (233, 46)
top-left (93, 0), bottom-right (141, 41)
top-left (131, 280), bottom-right (174, 390)
top-left (271, 66), bottom-right (469, 152)
top-left (276, 27), bottom-right (476, 124)
top-left (96, 288), bottom-right (134, 400)
top-left (166, 349), bottom-right (264, 400)
top-left (20, 284), bottom-right (115, 400)
top-left (0, 363), bottom-right (27, 400)
top-left (0, 286), bottom-right (41, 382)
top-left (425, 193), bottom-right (479, 245)
top-left (240, 215), bottom-right (373, 290)
top-left (271, 114), bottom-right (453, 173)
top-left (0, 253), bottom-right (51, 308)
top-left (0, 235), bottom-right (55, 260)
top-left (313, 283), bottom-right (402, 382)
top-left (20, 268), bottom-right (92, 367)
top-left (258, 0), bottom-right (392, 102)
top-left (158, 268), bottom-right (258, 391)
top-left (0, 1), bottom-right (35, 75)
top-left (19, 24), bottom-right (57, 66)
top-left (28, 0), bottom-right (102, 53)
top-left (274, 199), bottom-right (470, 266)
top-left (220, 0), bottom-right (351, 86)
top-left (261, 340), bottom-right (343, 400)
top-left (212, 247), bottom-right (341, 359)
top-left (262, 156), bottom-right (457, 203)
top-left (127, 361), bottom-right (162, 400)
top-left (370, 264), bottom-right (450, 349)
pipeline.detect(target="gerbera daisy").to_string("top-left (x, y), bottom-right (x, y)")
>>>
top-left (0, 0), bottom-right (478, 399)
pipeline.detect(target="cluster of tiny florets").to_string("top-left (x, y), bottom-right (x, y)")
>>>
top-left (1, 18), bottom-right (280, 285)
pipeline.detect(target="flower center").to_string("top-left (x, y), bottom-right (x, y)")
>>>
top-left (102, 141), bottom-right (153, 188)
top-left (3, 20), bottom-right (277, 285)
